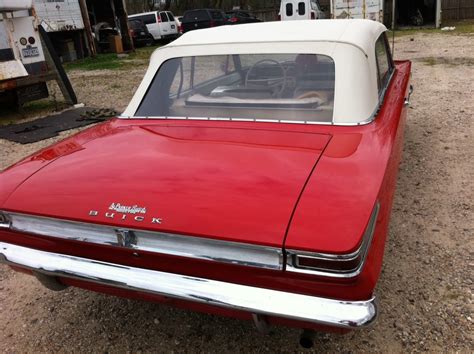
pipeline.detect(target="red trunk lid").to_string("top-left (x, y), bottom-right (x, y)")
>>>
top-left (4, 123), bottom-right (331, 247)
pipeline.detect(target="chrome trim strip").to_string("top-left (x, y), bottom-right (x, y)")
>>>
top-left (0, 212), bottom-right (11, 229)
top-left (286, 202), bottom-right (380, 278)
top-left (0, 242), bottom-right (377, 328)
top-left (2, 212), bottom-right (283, 270)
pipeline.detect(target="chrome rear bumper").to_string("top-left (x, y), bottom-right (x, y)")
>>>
top-left (0, 242), bottom-right (377, 329)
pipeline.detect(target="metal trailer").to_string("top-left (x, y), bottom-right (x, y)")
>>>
top-left (330, 0), bottom-right (384, 22)
top-left (0, 0), bottom-right (76, 108)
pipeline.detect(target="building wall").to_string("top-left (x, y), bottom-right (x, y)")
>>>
top-left (34, 0), bottom-right (84, 32)
top-left (441, 0), bottom-right (474, 20)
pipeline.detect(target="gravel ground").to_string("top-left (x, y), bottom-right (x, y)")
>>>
top-left (0, 32), bottom-right (473, 352)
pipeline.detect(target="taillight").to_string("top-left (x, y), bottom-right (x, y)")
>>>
top-left (286, 201), bottom-right (380, 278)
top-left (230, 17), bottom-right (238, 23)
top-left (311, 12), bottom-right (316, 20)
top-left (157, 15), bottom-right (161, 23)
top-left (129, 29), bottom-right (134, 36)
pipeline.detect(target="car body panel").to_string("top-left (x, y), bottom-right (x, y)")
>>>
top-left (285, 61), bottom-right (410, 254)
top-left (2, 124), bottom-right (331, 247)
top-left (0, 19), bottom-right (411, 332)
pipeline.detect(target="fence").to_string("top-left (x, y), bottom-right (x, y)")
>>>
top-left (442, 0), bottom-right (474, 20)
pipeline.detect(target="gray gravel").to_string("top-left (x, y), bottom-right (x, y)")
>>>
top-left (0, 32), bottom-right (473, 352)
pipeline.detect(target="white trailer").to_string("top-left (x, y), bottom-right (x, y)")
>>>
top-left (0, 0), bottom-right (76, 106)
top-left (34, 0), bottom-right (84, 32)
top-left (330, 0), bottom-right (384, 23)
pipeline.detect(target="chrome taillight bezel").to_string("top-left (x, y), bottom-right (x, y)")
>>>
top-left (286, 201), bottom-right (380, 278)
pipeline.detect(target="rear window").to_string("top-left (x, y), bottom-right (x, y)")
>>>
top-left (128, 20), bottom-right (142, 30)
top-left (298, 2), bottom-right (306, 15)
top-left (183, 10), bottom-right (208, 21)
top-left (134, 14), bottom-right (156, 25)
top-left (211, 10), bottom-right (224, 19)
top-left (286, 3), bottom-right (293, 16)
top-left (135, 53), bottom-right (335, 123)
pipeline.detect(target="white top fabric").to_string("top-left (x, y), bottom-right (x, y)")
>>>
top-left (123, 19), bottom-right (388, 125)
top-left (169, 19), bottom-right (386, 58)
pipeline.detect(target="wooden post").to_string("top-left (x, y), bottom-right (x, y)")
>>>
top-left (78, 0), bottom-right (96, 57)
top-left (392, 0), bottom-right (396, 30)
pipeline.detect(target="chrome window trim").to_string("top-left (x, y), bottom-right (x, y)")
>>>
top-left (0, 211), bottom-right (283, 270)
top-left (0, 241), bottom-right (378, 328)
top-left (118, 48), bottom-right (395, 127)
top-left (286, 201), bottom-right (380, 278)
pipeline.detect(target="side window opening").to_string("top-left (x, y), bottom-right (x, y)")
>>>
top-left (160, 12), bottom-right (169, 22)
top-left (375, 33), bottom-right (394, 94)
top-left (138, 14), bottom-right (157, 25)
top-left (286, 3), bottom-right (293, 16)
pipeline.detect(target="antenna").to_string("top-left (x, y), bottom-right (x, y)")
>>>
top-left (391, 0), bottom-right (396, 58)
top-left (392, 26), bottom-right (395, 59)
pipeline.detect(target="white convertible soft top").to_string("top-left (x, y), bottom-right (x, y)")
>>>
top-left (169, 19), bottom-right (385, 58)
top-left (123, 20), bottom-right (388, 125)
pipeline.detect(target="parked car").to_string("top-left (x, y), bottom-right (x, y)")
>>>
top-left (128, 19), bottom-right (154, 47)
top-left (128, 11), bottom-right (179, 41)
top-left (280, 0), bottom-right (325, 20)
top-left (225, 10), bottom-right (262, 24)
top-left (0, 20), bottom-right (411, 347)
top-left (181, 8), bottom-right (227, 33)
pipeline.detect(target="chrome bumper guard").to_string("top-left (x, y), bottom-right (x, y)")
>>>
top-left (0, 242), bottom-right (377, 328)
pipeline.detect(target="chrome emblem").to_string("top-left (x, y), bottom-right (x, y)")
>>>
top-left (89, 202), bottom-right (163, 224)
top-left (109, 202), bottom-right (146, 214)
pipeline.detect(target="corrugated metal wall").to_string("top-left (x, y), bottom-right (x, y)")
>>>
top-left (442, 0), bottom-right (474, 20)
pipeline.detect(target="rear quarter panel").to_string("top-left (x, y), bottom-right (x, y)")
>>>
top-left (284, 60), bottom-right (411, 289)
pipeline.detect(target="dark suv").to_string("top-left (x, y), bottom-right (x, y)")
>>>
top-left (128, 19), bottom-right (154, 47)
top-left (181, 9), bottom-right (227, 33)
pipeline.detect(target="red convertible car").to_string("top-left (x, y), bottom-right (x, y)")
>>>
top-left (0, 20), bottom-right (411, 347)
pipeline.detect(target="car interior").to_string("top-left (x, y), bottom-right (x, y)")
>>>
top-left (136, 54), bottom-right (335, 122)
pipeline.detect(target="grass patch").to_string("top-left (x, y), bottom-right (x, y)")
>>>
top-left (423, 57), bottom-right (437, 66)
top-left (389, 20), bottom-right (474, 37)
top-left (64, 44), bottom-right (162, 72)
top-left (0, 99), bottom-right (67, 126)
top-left (64, 53), bottom-right (122, 71)
top-left (416, 56), bottom-right (474, 66)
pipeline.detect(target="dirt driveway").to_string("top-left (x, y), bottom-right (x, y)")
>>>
top-left (0, 31), bottom-right (473, 352)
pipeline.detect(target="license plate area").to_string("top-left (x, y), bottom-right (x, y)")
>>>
top-left (22, 47), bottom-right (39, 58)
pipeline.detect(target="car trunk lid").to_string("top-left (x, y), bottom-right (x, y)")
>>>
top-left (3, 123), bottom-right (331, 247)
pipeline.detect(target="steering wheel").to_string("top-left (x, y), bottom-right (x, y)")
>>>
top-left (245, 59), bottom-right (287, 98)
